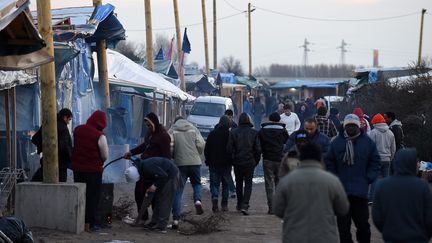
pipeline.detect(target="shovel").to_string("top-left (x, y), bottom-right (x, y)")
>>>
top-left (133, 193), bottom-right (154, 226)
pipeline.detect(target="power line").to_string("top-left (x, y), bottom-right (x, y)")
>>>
top-left (222, 0), bottom-right (245, 13)
top-left (254, 6), bottom-right (420, 22)
top-left (127, 11), bottom-right (246, 32)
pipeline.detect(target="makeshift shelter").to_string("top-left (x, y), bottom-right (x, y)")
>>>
top-left (271, 79), bottom-right (349, 100)
top-left (185, 74), bottom-right (217, 94)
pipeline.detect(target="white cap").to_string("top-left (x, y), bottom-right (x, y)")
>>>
top-left (125, 166), bottom-right (140, 183)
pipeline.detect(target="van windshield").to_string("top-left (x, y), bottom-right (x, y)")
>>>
top-left (190, 102), bottom-right (226, 117)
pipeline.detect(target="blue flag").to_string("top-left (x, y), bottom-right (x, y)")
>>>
top-left (155, 47), bottom-right (165, 60)
top-left (182, 28), bottom-right (191, 54)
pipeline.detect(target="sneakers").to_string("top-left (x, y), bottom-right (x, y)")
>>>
top-left (241, 209), bottom-right (249, 216)
top-left (195, 200), bottom-right (204, 215)
top-left (171, 220), bottom-right (179, 230)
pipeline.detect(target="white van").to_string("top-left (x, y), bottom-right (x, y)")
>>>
top-left (187, 96), bottom-right (233, 139)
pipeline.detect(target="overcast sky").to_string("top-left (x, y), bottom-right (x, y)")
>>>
top-left (30, 0), bottom-right (432, 69)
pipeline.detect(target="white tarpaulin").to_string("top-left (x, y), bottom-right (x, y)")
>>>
top-left (93, 49), bottom-right (193, 101)
top-left (0, 71), bottom-right (37, 90)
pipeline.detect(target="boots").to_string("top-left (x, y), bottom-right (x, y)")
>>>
top-left (221, 200), bottom-right (228, 212)
top-left (212, 199), bottom-right (219, 213)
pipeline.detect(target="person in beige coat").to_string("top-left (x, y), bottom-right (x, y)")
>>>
top-left (168, 117), bottom-right (205, 229)
top-left (273, 142), bottom-right (349, 243)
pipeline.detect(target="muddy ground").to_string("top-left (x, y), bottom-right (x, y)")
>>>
top-left (31, 177), bottom-right (385, 243)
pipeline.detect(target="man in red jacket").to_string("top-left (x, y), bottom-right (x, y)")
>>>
top-left (72, 110), bottom-right (108, 232)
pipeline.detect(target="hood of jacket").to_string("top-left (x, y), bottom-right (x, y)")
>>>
top-left (393, 148), bottom-right (417, 176)
top-left (171, 119), bottom-right (195, 132)
top-left (86, 110), bottom-right (106, 131)
top-left (390, 119), bottom-right (402, 127)
top-left (373, 123), bottom-right (389, 133)
top-left (239, 113), bottom-right (253, 127)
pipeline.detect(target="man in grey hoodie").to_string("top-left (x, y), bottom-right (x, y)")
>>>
top-left (368, 113), bottom-right (396, 203)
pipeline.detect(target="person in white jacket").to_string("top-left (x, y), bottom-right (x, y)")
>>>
top-left (368, 113), bottom-right (396, 203)
top-left (168, 117), bottom-right (205, 229)
top-left (279, 104), bottom-right (301, 135)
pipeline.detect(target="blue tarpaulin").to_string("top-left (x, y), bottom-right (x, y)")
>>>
top-left (271, 79), bottom-right (347, 89)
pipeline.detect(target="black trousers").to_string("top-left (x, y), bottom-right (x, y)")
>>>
top-left (337, 195), bottom-right (371, 243)
top-left (234, 164), bottom-right (255, 210)
top-left (135, 179), bottom-right (151, 220)
top-left (74, 172), bottom-right (102, 227)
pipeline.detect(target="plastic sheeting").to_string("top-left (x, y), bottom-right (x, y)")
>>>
top-left (94, 49), bottom-right (192, 101)
top-left (102, 144), bottom-right (129, 183)
top-left (0, 71), bottom-right (37, 91)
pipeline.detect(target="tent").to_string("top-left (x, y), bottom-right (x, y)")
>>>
top-left (0, 0), bottom-right (53, 70)
top-left (94, 49), bottom-right (193, 101)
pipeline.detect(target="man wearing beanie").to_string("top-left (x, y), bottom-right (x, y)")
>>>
top-left (124, 112), bottom-right (171, 224)
top-left (258, 112), bottom-right (289, 214)
top-left (329, 107), bottom-right (342, 131)
top-left (325, 114), bottom-right (381, 243)
top-left (368, 113), bottom-right (396, 203)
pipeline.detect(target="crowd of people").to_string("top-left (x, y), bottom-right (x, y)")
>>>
top-left (28, 95), bottom-right (432, 242)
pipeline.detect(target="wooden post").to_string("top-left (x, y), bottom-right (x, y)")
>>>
top-left (173, 0), bottom-right (184, 91)
top-left (213, 0), bottom-right (217, 70)
top-left (37, 0), bottom-right (59, 183)
top-left (11, 87), bottom-right (16, 169)
top-left (4, 90), bottom-right (10, 167)
top-left (201, 0), bottom-right (210, 75)
top-left (93, 0), bottom-right (110, 110)
top-left (248, 3), bottom-right (252, 77)
top-left (417, 9), bottom-right (427, 66)
top-left (144, 0), bottom-right (154, 71)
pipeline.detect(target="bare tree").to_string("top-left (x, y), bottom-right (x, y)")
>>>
top-left (219, 56), bottom-right (244, 76)
top-left (114, 40), bottom-right (145, 63)
top-left (253, 66), bottom-right (268, 77)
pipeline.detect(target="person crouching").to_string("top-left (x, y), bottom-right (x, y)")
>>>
top-left (125, 157), bottom-right (179, 234)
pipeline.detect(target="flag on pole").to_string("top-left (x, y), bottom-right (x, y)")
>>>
top-left (166, 36), bottom-right (174, 60)
top-left (179, 28), bottom-right (191, 78)
top-left (155, 47), bottom-right (165, 60)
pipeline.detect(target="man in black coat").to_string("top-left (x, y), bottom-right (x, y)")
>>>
top-left (259, 112), bottom-right (288, 214)
top-left (384, 112), bottom-right (404, 151)
top-left (205, 115), bottom-right (232, 212)
top-left (227, 113), bottom-right (261, 215)
top-left (31, 108), bottom-right (73, 182)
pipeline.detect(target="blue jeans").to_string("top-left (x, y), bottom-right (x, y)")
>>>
top-left (369, 161), bottom-right (390, 202)
top-left (172, 165), bottom-right (202, 220)
top-left (209, 167), bottom-right (230, 202)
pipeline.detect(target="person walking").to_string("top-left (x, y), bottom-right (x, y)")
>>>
top-left (125, 157), bottom-right (179, 234)
top-left (273, 142), bottom-right (349, 243)
top-left (251, 97), bottom-right (265, 130)
top-left (31, 108), bottom-right (73, 182)
top-left (168, 117), bottom-right (205, 229)
top-left (284, 118), bottom-right (330, 157)
top-left (224, 109), bottom-right (238, 198)
top-left (124, 112), bottom-right (171, 222)
top-left (368, 113), bottom-right (396, 203)
top-left (329, 108), bottom-right (342, 131)
top-left (372, 148), bottom-right (432, 243)
top-left (227, 113), bottom-right (261, 215)
top-left (279, 130), bottom-right (308, 178)
top-left (205, 116), bottom-right (233, 212)
top-left (315, 106), bottom-right (338, 138)
top-left (258, 112), bottom-right (288, 214)
top-left (353, 107), bottom-right (371, 134)
top-left (224, 109), bottom-right (238, 128)
top-left (325, 114), bottom-right (381, 243)
top-left (384, 111), bottom-right (404, 151)
top-left (71, 110), bottom-right (108, 232)
top-left (280, 104), bottom-right (301, 135)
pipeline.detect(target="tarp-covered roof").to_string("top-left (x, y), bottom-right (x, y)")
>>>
top-left (94, 49), bottom-right (193, 101)
top-left (0, 70), bottom-right (37, 90)
top-left (0, 0), bottom-right (53, 70)
top-left (32, 4), bottom-right (125, 44)
top-left (184, 74), bottom-right (216, 93)
top-left (143, 59), bottom-right (178, 79)
top-left (271, 79), bottom-right (348, 89)
top-left (236, 76), bottom-right (261, 89)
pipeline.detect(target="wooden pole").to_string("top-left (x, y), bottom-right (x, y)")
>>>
top-left (93, 0), bottom-right (110, 110)
top-left (144, 0), bottom-right (154, 71)
top-left (201, 0), bottom-right (210, 75)
top-left (173, 0), bottom-right (185, 91)
top-left (248, 3), bottom-right (252, 77)
top-left (213, 0), bottom-right (217, 70)
top-left (37, 0), bottom-right (59, 183)
top-left (417, 9), bottom-right (427, 66)
top-left (4, 90), bottom-right (10, 167)
top-left (11, 87), bottom-right (16, 169)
